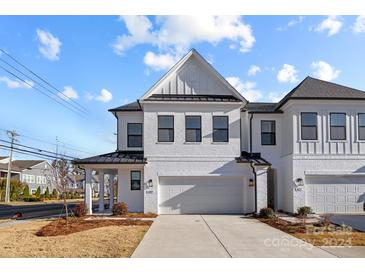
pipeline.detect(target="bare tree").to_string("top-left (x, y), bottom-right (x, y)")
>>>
top-left (45, 158), bottom-right (73, 223)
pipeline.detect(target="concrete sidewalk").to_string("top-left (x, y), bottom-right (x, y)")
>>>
top-left (132, 215), bottom-right (335, 258)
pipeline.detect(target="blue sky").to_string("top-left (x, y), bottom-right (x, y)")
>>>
top-left (0, 15), bottom-right (364, 160)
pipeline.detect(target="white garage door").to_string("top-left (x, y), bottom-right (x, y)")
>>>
top-left (158, 176), bottom-right (244, 214)
top-left (306, 176), bottom-right (365, 213)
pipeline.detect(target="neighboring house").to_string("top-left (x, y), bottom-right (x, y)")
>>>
top-left (75, 49), bottom-right (365, 215)
top-left (0, 159), bottom-right (54, 194)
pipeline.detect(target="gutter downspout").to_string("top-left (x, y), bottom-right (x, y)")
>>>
top-left (249, 113), bottom-right (253, 154)
top-left (250, 162), bottom-right (257, 214)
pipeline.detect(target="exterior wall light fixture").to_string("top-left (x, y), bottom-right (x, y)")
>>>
top-left (248, 178), bottom-right (255, 187)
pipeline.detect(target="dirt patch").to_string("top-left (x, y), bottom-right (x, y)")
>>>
top-left (123, 213), bottom-right (158, 218)
top-left (259, 217), bottom-right (365, 246)
top-left (37, 217), bottom-right (153, 237)
top-left (0, 220), bottom-right (150, 257)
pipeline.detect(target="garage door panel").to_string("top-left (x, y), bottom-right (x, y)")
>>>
top-left (159, 176), bottom-right (244, 214)
top-left (306, 176), bottom-right (365, 213)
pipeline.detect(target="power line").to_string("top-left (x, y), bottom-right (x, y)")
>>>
top-left (0, 57), bottom-right (88, 115)
top-left (0, 48), bottom-right (89, 113)
top-left (0, 146), bottom-right (56, 161)
top-left (0, 64), bottom-right (87, 118)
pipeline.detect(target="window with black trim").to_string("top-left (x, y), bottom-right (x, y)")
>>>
top-left (330, 113), bottom-right (346, 140)
top-left (261, 120), bottom-right (276, 145)
top-left (130, 171), bottom-right (141, 190)
top-left (213, 116), bottom-right (228, 142)
top-left (358, 113), bottom-right (365, 140)
top-left (185, 116), bottom-right (201, 142)
top-left (301, 112), bottom-right (317, 140)
top-left (158, 115), bottom-right (174, 142)
top-left (127, 123), bottom-right (142, 147)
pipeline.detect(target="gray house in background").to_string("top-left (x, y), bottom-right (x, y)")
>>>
top-left (0, 158), bottom-right (54, 194)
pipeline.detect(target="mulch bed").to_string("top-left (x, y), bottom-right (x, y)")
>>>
top-left (122, 213), bottom-right (158, 218)
top-left (258, 217), bottom-right (365, 246)
top-left (36, 217), bottom-right (153, 237)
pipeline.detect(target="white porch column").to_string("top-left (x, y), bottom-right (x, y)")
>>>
top-left (255, 167), bottom-right (269, 213)
top-left (85, 168), bottom-right (93, 215)
top-left (98, 170), bottom-right (105, 212)
top-left (109, 174), bottom-right (115, 210)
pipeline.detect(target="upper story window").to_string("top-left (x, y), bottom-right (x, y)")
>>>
top-left (130, 171), bottom-right (141, 191)
top-left (261, 120), bottom-right (276, 145)
top-left (185, 116), bottom-right (201, 142)
top-left (158, 115), bottom-right (174, 142)
top-left (330, 113), bottom-right (346, 140)
top-left (127, 123), bottom-right (142, 147)
top-left (213, 116), bottom-right (229, 142)
top-left (358, 113), bottom-right (365, 140)
top-left (301, 112), bottom-right (317, 140)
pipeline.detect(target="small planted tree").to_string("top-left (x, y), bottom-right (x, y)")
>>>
top-left (45, 158), bottom-right (73, 223)
top-left (44, 187), bottom-right (50, 199)
top-left (52, 188), bottom-right (58, 199)
top-left (35, 186), bottom-right (41, 198)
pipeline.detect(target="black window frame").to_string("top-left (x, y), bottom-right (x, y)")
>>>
top-left (358, 113), bottom-right (365, 140)
top-left (185, 115), bottom-right (202, 142)
top-left (301, 112), bottom-right (318, 141)
top-left (212, 116), bottom-right (229, 142)
top-left (158, 115), bottom-right (174, 142)
top-left (127, 123), bottom-right (143, 148)
top-left (130, 170), bottom-right (141, 191)
top-left (261, 120), bottom-right (276, 146)
top-left (330, 112), bottom-right (347, 141)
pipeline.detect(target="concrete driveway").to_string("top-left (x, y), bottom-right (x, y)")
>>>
top-left (132, 215), bottom-right (335, 258)
top-left (330, 215), bottom-right (365, 232)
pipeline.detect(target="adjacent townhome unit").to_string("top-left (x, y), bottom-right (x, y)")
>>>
top-left (75, 49), bottom-right (365, 215)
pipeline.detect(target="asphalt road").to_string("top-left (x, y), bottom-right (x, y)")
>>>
top-left (0, 200), bottom-right (103, 219)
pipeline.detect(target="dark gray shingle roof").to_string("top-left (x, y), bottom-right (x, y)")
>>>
top-left (276, 76), bottom-right (365, 109)
top-left (74, 151), bottom-right (146, 165)
top-left (108, 101), bottom-right (142, 112)
top-left (144, 94), bottom-right (242, 102)
top-left (245, 103), bottom-right (281, 113)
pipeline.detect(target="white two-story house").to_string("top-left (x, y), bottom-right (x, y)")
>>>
top-left (75, 49), bottom-right (365, 215)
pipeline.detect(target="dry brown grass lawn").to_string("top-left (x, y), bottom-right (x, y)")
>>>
top-left (0, 219), bottom-right (11, 224)
top-left (0, 220), bottom-right (150, 258)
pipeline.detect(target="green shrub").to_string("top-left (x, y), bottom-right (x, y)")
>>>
top-left (112, 202), bottom-right (128, 216)
top-left (24, 196), bottom-right (41, 202)
top-left (44, 187), bottom-right (50, 199)
top-left (297, 206), bottom-right (312, 217)
top-left (51, 189), bottom-right (58, 199)
top-left (23, 185), bottom-right (30, 197)
top-left (74, 202), bottom-right (87, 217)
top-left (35, 186), bottom-right (41, 198)
top-left (259, 207), bottom-right (275, 218)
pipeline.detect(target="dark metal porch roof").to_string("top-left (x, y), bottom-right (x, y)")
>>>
top-left (74, 150), bottom-right (146, 165)
top-left (236, 151), bottom-right (271, 166)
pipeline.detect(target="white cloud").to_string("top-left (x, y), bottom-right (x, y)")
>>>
top-left (276, 16), bottom-right (304, 31)
top-left (226, 76), bottom-right (263, 102)
top-left (248, 65), bottom-right (261, 76)
top-left (58, 86), bottom-right (78, 100)
top-left (311, 61), bottom-right (340, 81)
top-left (113, 16), bottom-right (255, 70)
top-left (277, 64), bottom-right (298, 83)
top-left (36, 29), bottom-right (62, 61)
top-left (86, 89), bottom-right (113, 103)
top-left (143, 51), bottom-right (179, 71)
top-left (0, 76), bottom-right (33, 89)
top-left (268, 91), bottom-right (286, 102)
top-left (315, 16), bottom-right (343, 36)
top-left (352, 16), bottom-right (365, 33)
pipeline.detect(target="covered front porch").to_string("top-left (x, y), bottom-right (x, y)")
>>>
top-left (74, 151), bottom-right (146, 214)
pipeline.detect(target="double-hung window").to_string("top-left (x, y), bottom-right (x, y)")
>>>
top-left (261, 120), bottom-right (276, 145)
top-left (213, 116), bottom-right (228, 142)
top-left (158, 115), bottom-right (174, 142)
top-left (358, 113), bottom-right (365, 140)
top-left (185, 116), bottom-right (201, 142)
top-left (330, 113), bottom-right (346, 140)
top-left (127, 123), bottom-right (142, 147)
top-left (130, 171), bottom-right (141, 191)
top-left (301, 112), bottom-right (317, 140)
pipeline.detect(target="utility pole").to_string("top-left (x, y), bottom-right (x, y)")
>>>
top-left (5, 130), bottom-right (18, 203)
